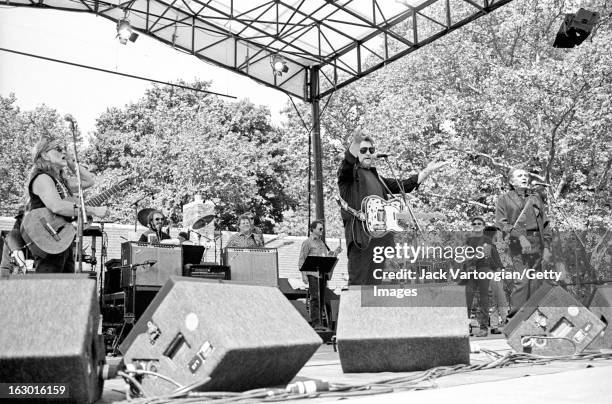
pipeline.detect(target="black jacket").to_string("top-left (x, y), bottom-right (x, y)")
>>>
top-left (337, 149), bottom-right (419, 247)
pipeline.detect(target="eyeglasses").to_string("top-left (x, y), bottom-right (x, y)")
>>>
top-left (359, 147), bottom-right (375, 154)
top-left (153, 217), bottom-right (164, 222)
top-left (471, 222), bottom-right (484, 226)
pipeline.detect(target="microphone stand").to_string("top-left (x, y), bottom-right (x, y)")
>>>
top-left (130, 192), bottom-right (153, 232)
top-left (380, 156), bottom-right (422, 233)
top-left (67, 117), bottom-right (87, 273)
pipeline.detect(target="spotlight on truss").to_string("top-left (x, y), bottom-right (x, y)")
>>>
top-left (117, 19), bottom-right (139, 45)
top-left (553, 8), bottom-right (599, 48)
top-left (271, 55), bottom-right (289, 76)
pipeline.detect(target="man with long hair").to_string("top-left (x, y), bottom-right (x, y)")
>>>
top-left (24, 135), bottom-right (108, 273)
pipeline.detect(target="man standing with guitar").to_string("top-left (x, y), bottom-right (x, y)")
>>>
top-left (23, 135), bottom-right (108, 273)
top-left (495, 167), bottom-right (552, 316)
top-left (337, 128), bottom-right (447, 285)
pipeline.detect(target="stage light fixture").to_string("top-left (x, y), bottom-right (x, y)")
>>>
top-left (553, 8), bottom-right (599, 48)
top-left (271, 55), bottom-right (289, 76)
top-left (116, 18), bottom-right (139, 45)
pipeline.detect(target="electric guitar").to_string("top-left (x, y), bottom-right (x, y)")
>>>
top-left (21, 177), bottom-right (136, 258)
top-left (335, 194), bottom-right (416, 238)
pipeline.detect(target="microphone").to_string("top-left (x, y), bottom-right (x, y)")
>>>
top-left (64, 114), bottom-right (75, 123)
top-left (376, 152), bottom-right (391, 158)
top-left (531, 181), bottom-right (551, 187)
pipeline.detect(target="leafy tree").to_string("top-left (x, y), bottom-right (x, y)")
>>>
top-left (0, 95), bottom-right (68, 214)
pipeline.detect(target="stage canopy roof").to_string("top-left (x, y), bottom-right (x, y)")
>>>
top-left (6, 0), bottom-right (513, 101)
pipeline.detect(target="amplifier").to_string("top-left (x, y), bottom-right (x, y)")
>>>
top-left (185, 264), bottom-right (231, 280)
top-left (121, 242), bottom-right (183, 287)
top-left (224, 247), bottom-right (278, 286)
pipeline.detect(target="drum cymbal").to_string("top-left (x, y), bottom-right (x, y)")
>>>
top-left (137, 208), bottom-right (155, 227)
top-left (192, 215), bottom-right (215, 230)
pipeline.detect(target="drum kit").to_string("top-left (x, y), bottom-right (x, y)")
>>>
top-left (135, 207), bottom-right (222, 255)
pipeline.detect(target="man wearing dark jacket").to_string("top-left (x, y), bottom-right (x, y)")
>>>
top-left (496, 168), bottom-right (552, 316)
top-left (462, 218), bottom-right (504, 337)
top-left (337, 128), bottom-right (447, 285)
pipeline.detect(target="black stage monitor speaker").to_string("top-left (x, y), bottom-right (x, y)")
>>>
top-left (553, 8), bottom-right (599, 48)
top-left (119, 277), bottom-right (322, 395)
top-left (587, 285), bottom-right (612, 349)
top-left (504, 285), bottom-right (605, 355)
top-left (336, 284), bottom-right (470, 373)
top-left (0, 275), bottom-right (105, 403)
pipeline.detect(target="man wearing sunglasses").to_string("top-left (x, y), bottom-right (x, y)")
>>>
top-left (337, 128), bottom-right (448, 285)
top-left (139, 210), bottom-right (171, 243)
top-left (298, 220), bottom-right (342, 330)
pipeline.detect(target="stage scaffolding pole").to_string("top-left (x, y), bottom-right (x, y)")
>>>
top-left (310, 66), bottom-right (325, 238)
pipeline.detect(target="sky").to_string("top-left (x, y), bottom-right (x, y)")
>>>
top-left (0, 7), bottom-right (292, 137)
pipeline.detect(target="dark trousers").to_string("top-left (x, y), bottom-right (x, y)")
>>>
top-left (35, 247), bottom-right (74, 273)
top-left (508, 252), bottom-right (550, 316)
top-left (307, 275), bottom-right (327, 326)
top-left (465, 277), bottom-right (491, 327)
top-left (347, 234), bottom-right (394, 285)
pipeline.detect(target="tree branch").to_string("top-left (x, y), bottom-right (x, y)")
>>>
top-left (420, 191), bottom-right (491, 209)
top-left (448, 147), bottom-right (546, 181)
top-left (597, 157), bottom-right (612, 190)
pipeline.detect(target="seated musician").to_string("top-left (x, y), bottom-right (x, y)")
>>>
top-left (226, 214), bottom-right (264, 248)
top-left (25, 136), bottom-right (107, 273)
top-left (139, 210), bottom-right (171, 243)
top-left (298, 220), bottom-right (341, 331)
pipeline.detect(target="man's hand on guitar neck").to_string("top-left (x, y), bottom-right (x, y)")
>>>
top-left (329, 246), bottom-right (343, 257)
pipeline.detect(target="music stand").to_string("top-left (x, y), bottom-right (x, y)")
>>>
top-left (299, 256), bottom-right (338, 329)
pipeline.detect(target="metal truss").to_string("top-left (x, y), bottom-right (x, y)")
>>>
top-left (3, 0), bottom-right (514, 100)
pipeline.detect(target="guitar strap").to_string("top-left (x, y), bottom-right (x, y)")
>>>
top-left (375, 171), bottom-right (394, 200)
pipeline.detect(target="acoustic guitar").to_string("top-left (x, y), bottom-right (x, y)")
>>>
top-left (21, 177), bottom-right (135, 258)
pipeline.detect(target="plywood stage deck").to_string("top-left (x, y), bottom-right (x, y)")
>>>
top-left (99, 336), bottom-right (612, 404)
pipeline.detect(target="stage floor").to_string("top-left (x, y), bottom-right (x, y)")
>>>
top-left (99, 336), bottom-right (612, 403)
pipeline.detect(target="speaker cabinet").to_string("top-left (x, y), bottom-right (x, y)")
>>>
top-left (336, 284), bottom-right (470, 373)
top-left (0, 275), bottom-right (105, 403)
top-left (224, 247), bottom-right (278, 286)
top-left (504, 285), bottom-right (605, 355)
top-left (587, 285), bottom-right (612, 349)
top-left (119, 277), bottom-right (321, 395)
top-left (121, 242), bottom-right (182, 287)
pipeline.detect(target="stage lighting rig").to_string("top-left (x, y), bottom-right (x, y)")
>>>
top-left (271, 55), bottom-right (289, 76)
top-left (553, 8), bottom-right (599, 48)
top-left (116, 18), bottom-right (139, 45)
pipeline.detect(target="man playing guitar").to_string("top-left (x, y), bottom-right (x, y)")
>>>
top-left (337, 128), bottom-right (447, 285)
top-left (25, 135), bottom-right (108, 273)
